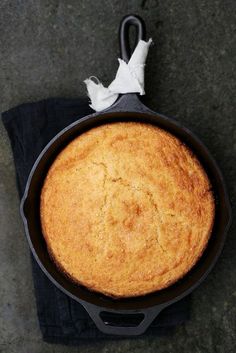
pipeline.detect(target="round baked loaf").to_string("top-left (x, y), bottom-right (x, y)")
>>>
top-left (40, 122), bottom-right (215, 297)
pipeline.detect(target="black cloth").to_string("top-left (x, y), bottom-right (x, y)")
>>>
top-left (2, 97), bottom-right (190, 345)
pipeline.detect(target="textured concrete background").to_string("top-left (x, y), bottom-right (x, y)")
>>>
top-left (0, 0), bottom-right (235, 352)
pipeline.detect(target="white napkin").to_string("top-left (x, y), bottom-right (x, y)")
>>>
top-left (84, 38), bottom-right (152, 112)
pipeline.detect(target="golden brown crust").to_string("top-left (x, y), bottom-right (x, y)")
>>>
top-left (40, 122), bottom-right (215, 298)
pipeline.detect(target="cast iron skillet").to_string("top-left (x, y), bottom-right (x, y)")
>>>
top-left (20, 15), bottom-right (231, 336)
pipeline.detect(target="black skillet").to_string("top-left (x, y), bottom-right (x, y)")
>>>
top-left (20, 15), bottom-right (231, 336)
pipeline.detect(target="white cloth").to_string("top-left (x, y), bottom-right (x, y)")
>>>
top-left (84, 38), bottom-right (152, 111)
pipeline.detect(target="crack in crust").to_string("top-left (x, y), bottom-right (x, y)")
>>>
top-left (90, 161), bottom-right (108, 244)
top-left (108, 175), bottom-right (172, 258)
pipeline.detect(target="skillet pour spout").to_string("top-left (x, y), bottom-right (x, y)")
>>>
top-left (20, 14), bottom-right (231, 336)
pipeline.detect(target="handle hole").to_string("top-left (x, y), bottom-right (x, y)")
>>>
top-left (100, 311), bottom-right (144, 327)
top-left (128, 25), bottom-right (138, 57)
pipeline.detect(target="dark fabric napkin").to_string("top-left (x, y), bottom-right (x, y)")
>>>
top-left (2, 97), bottom-right (190, 345)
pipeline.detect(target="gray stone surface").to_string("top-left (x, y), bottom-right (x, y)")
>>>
top-left (0, 0), bottom-right (235, 352)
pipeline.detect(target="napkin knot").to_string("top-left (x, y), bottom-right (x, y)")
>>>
top-left (84, 38), bottom-right (152, 111)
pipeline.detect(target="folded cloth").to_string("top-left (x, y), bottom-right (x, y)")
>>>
top-left (2, 97), bottom-right (190, 345)
top-left (84, 39), bottom-right (152, 111)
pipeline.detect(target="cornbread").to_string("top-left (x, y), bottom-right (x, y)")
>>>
top-left (40, 122), bottom-right (215, 298)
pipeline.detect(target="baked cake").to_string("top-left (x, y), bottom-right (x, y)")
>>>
top-left (40, 122), bottom-right (215, 297)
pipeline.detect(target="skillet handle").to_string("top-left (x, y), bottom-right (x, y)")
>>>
top-left (82, 302), bottom-right (163, 336)
top-left (119, 14), bottom-right (146, 62)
